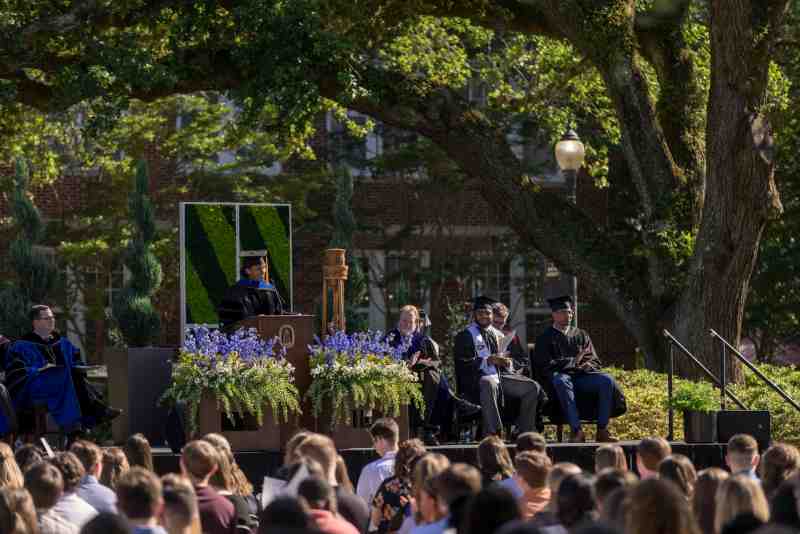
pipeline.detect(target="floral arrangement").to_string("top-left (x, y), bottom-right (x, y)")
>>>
top-left (162, 327), bottom-right (301, 432)
top-left (306, 330), bottom-right (424, 427)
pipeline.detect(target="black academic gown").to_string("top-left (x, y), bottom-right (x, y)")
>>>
top-left (217, 279), bottom-right (284, 329)
top-left (453, 326), bottom-right (500, 407)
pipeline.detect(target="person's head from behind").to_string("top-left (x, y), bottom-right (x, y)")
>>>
top-left (546, 462), bottom-right (582, 499)
top-left (295, 433), bottom-right (338, 485)
top-left (14, 445), bottom-right (43, 475)
top-left (600, 487), bottom-right (629, 529)
top-left (692, 467), bottom-right (729, 534)
top-left (161, 473), bottom-right (200, 534)
top-left (715, 474), bottom-right (769, 534)
top-left (513, 452), bottom-right (552, 493)
top-left (516, 432), bottom-right (547, 454)
top-left (658, 454), bottom-right (697, 499)
top-left (298, 476), bottom-right (337, 513)
top-left (81, 512), bottom-right (133, 534)
top-left (636, 437), bottom-right (671, 479)
top-left (180, 440), bottom-right (220, 486)
top-left (24, 461), bottom-right (63, 510)
top-left (204, 438), bottom-right (235, 492)
top-left (369, 418), bottom-right (400, 456)
top-left (464, 485), bottom-right (520, 534)
top-left (101, 447), bottom-right (131, 490)
top-left (556, 472), bottom-right (596, 528)
top-left (624, 478), bottom-right (698, 534)
top-left (126, 433), bottom-right (154, 472)
top-left (30, 304), bottom-right (55, 337)
top-left (257, 496), bottom-right (310, 533)
top-left (477, 435), bottom-right (515, 480)
top-left (719, 512), bottom-right (764, 534)
top-left (284, 430), bottom-right (312, 466)
top-left (0, 443), bottom-right (24, 490)
top-left (50, 451), bottom-right (85, 494)
top-left (595, 444), bottom-right (627, 472)
top-left (414, 453), bottom-right (451, 524)
top-left (397, 305), bottom-right (420, 336)
top-left (116, 467), bottom-right (164, 524)
top-left (70, 440), bottom-right (104, 479)
top-left (0, 487), bottom-right (37, 534)
top-left (726, 434), bottom-right (759, 475)
top-left (769, 478), bottom-right (800, 529)
top-left (432, 463), bottom-right (482, 510)
top-left (394, 439), bottom-right (427, 481)
top-left (593, 468), bottom-right (638, 511)
top-left (759, 443), bottom-right (799, 498)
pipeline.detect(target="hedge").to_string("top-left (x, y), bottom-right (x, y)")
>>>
top-left (543, 365), bottom-right (800, 444)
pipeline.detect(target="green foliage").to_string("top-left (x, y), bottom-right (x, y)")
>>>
top-left (664, 380), bottom-right (719, 413)
top-left (0, 159), bottom-right (58, 336)
top-left (113, 161), bottom-right (162, 346)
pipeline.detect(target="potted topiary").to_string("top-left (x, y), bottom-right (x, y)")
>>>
top-left (666, 380), bottom-right (719, 443)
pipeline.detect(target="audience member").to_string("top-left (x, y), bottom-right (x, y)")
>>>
top-left (101, 448), bottom-right (130, 491)
top-left (80, 512), bottom-right (132, 534)
top-left (283, 430), bottom-right (312, 467)
top-left (204, 437), bottom-right (253, 533)
top-left (496, 521), bottom-right (547, 534)
top-left (477, 435), bottom-right (515, 487)
top-left (357, 418), bottom-right (400, 506)
top-left (430, 464), bottom-right (482, 534)
top-left (593, 468), bottom-right (637, 512)
top-left (531, 463), bottom-right (581, 528)
top-left (595, 445), bottom-right (627, 472)
top-left (464, 485), bottom-right (520, 534)
top-left (203, 433), bottom-right (257, 515)
top-left (15, 445), bottom-right (44, 474)
top-left (517, 432), bottom-right (547, 454)
top-left (0, 442), bottom-right (24, 489)
top-left (0, 487), bottom-right (39, 534)
top-left (714, 474), bottom-right (769, 534)
top-left (50, 452), bottom-right (98, 528)
top-left (336, 456), bottom-right (355, 495)
top-left (296, 433), bottom-right (369, 533)
top-left (256, 496), bottom-right (311, 533)
top-left (658, 454), bottom-right (697, 499)
top-left (126, 434), bottom-right (154, 473)
top-left (71, 441), bottom-right (117, 514)
top-left (635, 438), bottom-right (671, 479)
top-left (160, 474), bottom-right (201, 534)
top-left (298, 477), bottom-right (359, 534)
top-left (409, 453), bottom-right (451, 534)
top-left (726, 435), bottom-right (760, 479)
top-left (180, 441), bottom-right (235, 534)
top-left (758, 443), bottom-right (799, 498)
top-left (572, 524), bottom-right (623, 534)
top-left (115, 467), bottom-right (166, 534)
top-left (369, 439), bottom-right (426, 533)
top-left (769, 479), bottom-right (800, 529)
top-left (624, 478), bottom-right (699, 534)
top-left (719, 512), bottom-right (764, 534)
top-left (599, 487), bottom-right (628, 529)
top-left (692, 467), bottom-right (729, 534)
top-left (554, 473), bottom-right (596, 531)
top-left (25, 461), bottom-right (77, 534)
top-left (513, 452), bottom-right (552, 520)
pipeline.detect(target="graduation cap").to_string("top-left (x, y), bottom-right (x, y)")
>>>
top-left (547, 295), bottom-right (574, 312)
top-left (473, 296), bottom-right (497, 312)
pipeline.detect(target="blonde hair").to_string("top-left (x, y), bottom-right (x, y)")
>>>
top-left (399, 305), bottom-right (419, 323)
top-left (162, 474), bottom-right (202, 534)
top-left (714, 474), bottom-right (769, 534)
top-left (203, 433), bottom-right (253, 496)
top-left (100, 447), bottom-right (130, 490)
top-left (0, 444), bottom-right (24, 490)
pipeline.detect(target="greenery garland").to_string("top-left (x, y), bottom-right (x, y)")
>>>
top-left (161, 327), bottom-right (301, 432)
top-left (306, 331), bottom-right (424, 427)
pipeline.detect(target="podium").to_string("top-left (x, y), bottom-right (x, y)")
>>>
top-left (196, 315), bottom-right (314, 451)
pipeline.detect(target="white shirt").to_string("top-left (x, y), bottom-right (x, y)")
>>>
top-left (356, 450), bottom-right (397, 505)
top-left (37, 508), bottom-right (79, 534)
top-left (52, 492), bottom-right (97, 529)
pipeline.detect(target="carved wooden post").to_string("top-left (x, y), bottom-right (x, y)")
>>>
top-left (322, 249), bottom-right (348, 334)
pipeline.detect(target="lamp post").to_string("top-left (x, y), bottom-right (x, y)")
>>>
top-left (554, 128), bottom-right (586, 326)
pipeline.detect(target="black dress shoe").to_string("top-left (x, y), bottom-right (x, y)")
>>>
top-left (99, 407), bottom-right (123, 424)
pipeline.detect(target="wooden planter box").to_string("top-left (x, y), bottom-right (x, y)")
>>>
top-left (314, 403), bottom-right (410, 449)
top-left (196, 391), bottom-right (282, 451)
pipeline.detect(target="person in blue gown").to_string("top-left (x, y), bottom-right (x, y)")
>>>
top-left (217, 254), bottom-right (285, 329)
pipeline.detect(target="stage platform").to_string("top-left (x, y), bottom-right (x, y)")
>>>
top-left (152, 440), bottom-right (726, 486)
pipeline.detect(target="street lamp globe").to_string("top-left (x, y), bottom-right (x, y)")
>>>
top-left (555, 129), bottom-right (586, 171)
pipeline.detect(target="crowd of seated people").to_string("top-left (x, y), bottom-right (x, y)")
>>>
top-left (0, 428), bottom-right (795, 534)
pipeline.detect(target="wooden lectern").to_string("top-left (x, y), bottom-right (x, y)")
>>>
top-left (196, 315), bottom-right (314, 450)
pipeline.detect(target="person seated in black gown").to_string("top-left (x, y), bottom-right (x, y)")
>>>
top-left (217, 252), bottom-right (285, 329)
top-left (3, 305), bottom-right (121, 436)
top-left (385, 305), bottom-right (479, 445)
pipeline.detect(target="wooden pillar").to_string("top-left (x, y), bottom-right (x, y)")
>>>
top-left (322, 249), bottom-right (348, 334)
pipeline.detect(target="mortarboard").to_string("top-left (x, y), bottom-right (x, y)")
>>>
top-left (547, 295), bottom-right (574, 312)
top-left (473, 295), bottom-right (497, 312)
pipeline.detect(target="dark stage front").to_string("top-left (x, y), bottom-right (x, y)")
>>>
top-left (153, 441), bottom-right (726, 486)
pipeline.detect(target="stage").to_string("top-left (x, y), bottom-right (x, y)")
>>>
top-left (152, 440), bottom-right (727, 486)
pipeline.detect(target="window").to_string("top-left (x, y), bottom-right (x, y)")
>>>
top-left (469, 254), bottom-right (511, 305)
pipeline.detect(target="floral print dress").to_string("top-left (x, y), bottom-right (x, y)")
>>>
top-left (369, 475), bottom-right (412, 533)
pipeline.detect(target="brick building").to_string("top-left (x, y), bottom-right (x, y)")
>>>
top-left (0, 110), bottom-right (638, 368)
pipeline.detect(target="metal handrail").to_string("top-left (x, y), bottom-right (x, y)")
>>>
top-left (709, 329), bottom-right (800, 415)
top-left (663, 329), bottom-right (748, 440)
